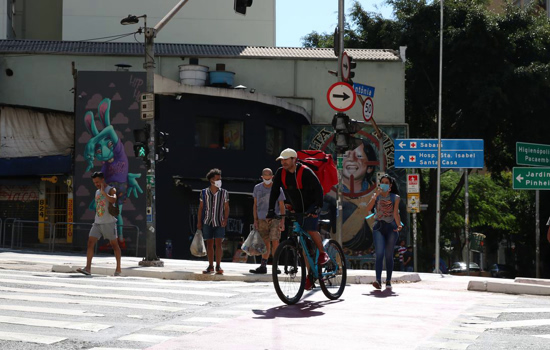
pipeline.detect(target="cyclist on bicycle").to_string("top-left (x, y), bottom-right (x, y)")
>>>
top-left (266, 148), bottom-right (330, 290)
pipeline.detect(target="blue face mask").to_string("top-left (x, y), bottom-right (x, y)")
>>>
top-left (379, 183), bottom-right (390, 192)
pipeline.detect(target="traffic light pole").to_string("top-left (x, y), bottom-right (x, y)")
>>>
top-left (335, 0), bottom-right (345, 247)
top-left (139, 0), bottom-right (189, 267)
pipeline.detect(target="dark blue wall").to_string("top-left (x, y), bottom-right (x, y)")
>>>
top-left (155, 93), bottom-right (307, 259)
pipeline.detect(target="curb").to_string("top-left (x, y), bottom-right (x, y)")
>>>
top-left (52, 264), bottom-right (422, 284)
top-left (468, 279), bottom-right (550, 295)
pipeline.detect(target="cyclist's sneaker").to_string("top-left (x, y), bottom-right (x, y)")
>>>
top-left (203, 265), bottom-right (214, 274)
top-left (249, 266), bottom-right (267, 274)
top-left (318, 252), bottom-right (330, 265)
top-left (372, 280), bottom-right (382, 290)
top-left (305, 276), bottom-right (314, 291)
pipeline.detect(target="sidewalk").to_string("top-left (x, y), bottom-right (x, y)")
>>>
top-left (1, 248), bottom-right (550, 295)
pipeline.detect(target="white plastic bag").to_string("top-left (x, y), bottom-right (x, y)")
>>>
top-left (190, 229), bottom-right (207, 257)
top-left (241, 229), bottom-right (267, 256)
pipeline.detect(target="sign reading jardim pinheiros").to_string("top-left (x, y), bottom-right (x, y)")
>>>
top-left (516, 142), bottom-right (550, 167)
top-left (513, 167), bottom-right (550, 190)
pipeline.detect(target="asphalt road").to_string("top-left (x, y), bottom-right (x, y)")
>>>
top-left (0, 268), bottom-right (549, 349)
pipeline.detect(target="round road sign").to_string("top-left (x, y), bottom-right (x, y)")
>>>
top-left (341, 52), bottom-right (351, 82)
top-left (362, 97), bottom-right (374, 122)
top-left (327, 82), bottom-right (356, 112)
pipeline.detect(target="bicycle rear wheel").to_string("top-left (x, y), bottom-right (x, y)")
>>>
top-left (272, 239), bottom-right (306, 305)
top-left (318, 239), bottom-right (347, 300)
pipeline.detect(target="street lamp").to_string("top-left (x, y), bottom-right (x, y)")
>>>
top-left (121, 0), bottom-right (190, 267)
top-left (120, 14), bottom-right (145, 26)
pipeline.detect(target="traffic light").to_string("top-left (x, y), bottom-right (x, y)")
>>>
top-left (156, 130), bottom-right (169, 162)
top-left (234, 0), bottom-right (253, 15)
top-left (348, 55), bottom-right (356, 81)
top-left (331, 113), bottom-right (364, 153)
top-left (133, 124), bottom-right (150, 166)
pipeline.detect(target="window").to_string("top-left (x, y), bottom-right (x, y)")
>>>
top-left (195, 117), bottom-right (244, 150)
top-left (266, 125), bottom-right (284, 156)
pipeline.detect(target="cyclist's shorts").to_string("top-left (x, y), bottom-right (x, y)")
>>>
top-left (295, 214), bottom-right (319, 232)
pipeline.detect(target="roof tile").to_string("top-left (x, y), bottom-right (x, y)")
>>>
top-left (0, 39), bottom-right (400, 61)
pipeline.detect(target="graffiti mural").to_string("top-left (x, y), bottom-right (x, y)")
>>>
top-left (74, 71), bottom-right (147, 250)
top-left (303, 124), bottom-right (408, 266)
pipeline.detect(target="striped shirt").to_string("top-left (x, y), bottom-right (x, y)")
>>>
top-left (200, 188), bottom-right (229, 227)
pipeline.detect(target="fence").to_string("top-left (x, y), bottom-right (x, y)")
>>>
top-left (52, 222), bottom-right (141, 257)
top-left (1, 218), bottom-right (18, 248)
top-left (10, 220), bottom-right (53, 249)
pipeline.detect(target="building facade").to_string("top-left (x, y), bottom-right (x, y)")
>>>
top-left (0, 0), bottom-right (275, 46)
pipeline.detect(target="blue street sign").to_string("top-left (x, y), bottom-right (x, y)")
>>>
top-left (352, 82), bottom-right (375, 98)
top-left (395, 139), bottom-right (484, 169)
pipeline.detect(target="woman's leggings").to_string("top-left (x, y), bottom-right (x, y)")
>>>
top-left (372, 220), bottom-right (399, 282)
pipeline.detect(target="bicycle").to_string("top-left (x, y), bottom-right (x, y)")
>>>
top-left (271, 213), bottom-right (347, 305)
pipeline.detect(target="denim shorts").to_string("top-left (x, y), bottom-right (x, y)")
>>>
top-left (202, 224), bottom-right (225, 240)
top-left (295, 214), bottom-right (319, 232)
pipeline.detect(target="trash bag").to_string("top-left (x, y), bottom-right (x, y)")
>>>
top-left (190, 229), bottom-right (207, 257)
top-left (241, 229), bottom-right (267, 256)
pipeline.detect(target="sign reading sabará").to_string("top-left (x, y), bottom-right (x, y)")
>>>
top-left (516, 142), bottom-right (550, 167)
top-left (513, 167), bottom-right (550, 190)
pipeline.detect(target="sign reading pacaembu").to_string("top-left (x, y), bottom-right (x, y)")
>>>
top-left (516, 142), bottom-right (550, 167)
top-left (513, 167), bottom-right (550, 190)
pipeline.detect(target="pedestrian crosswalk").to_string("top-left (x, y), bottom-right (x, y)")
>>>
top-left (0, 269), bottom-right (276, 349)
top-left (418, 294), bottom-right (550, 349)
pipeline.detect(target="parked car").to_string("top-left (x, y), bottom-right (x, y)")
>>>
top-left (490, 264), bottom-right (516, 279)
top-left (449, 262), bottom-right (481, 274)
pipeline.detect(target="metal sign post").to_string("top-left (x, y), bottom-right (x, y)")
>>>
top-left (464, 168), bottom-right (470, 275)
top-left (536, 189), bottom-right (540, 278)
top-left (336, 0), bottom-right (345, 247)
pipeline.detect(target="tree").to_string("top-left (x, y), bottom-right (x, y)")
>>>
top-left (303, 0), bottom-right (550, 272)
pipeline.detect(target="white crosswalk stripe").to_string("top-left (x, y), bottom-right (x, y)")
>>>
top-left (0, 331), bottom-right (66, 345)
top-left (0, 269), bottom-right (274, 349)
top-left (0, 315), bottom-right (111, 332)
top-left (0, 305), bottom-right (104, 317)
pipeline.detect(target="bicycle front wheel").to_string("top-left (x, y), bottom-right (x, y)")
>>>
top-left (318, 239), bottom-right (347, 300)
top-left (272, 239), bottom-right (306, 305)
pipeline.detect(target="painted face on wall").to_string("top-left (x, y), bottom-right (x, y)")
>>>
top-left (342, 143), bottom-right (369, 181)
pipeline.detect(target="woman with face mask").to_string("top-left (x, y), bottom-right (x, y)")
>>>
top-left (365, 174), bottom-right (402, 290)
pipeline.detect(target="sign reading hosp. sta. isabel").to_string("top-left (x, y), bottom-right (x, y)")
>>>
top-left (516, 142), bottom-right (550, 167)
top-left (394, 139), bottom-right (484, 169)
top-left (513, 167), bottom-right (550, 190)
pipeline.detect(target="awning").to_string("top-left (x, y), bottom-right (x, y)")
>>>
top-left (0, 155), bottom-right (72, 176)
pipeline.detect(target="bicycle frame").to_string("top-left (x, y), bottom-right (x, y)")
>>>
top-left (291, 221), bottom-right (340, 280)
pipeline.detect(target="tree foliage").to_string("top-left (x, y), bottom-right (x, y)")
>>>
top-left (303, 0), bottom-right (550, 273)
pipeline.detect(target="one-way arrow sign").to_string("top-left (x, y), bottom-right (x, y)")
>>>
top-left (332, 92), bottom-right (350, 101)
top-left (327, 82), bottom-right (356, 112)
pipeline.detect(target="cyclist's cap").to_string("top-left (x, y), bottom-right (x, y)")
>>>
top-left (276, 148), bottom-right (297, 160)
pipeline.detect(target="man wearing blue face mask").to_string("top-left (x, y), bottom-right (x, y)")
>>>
top-left (366, 174), bottom-right (402, 290)
top-left (197, 168), bottom-right (229, 275)
top-left (250, 168), bottom-right (286, 274)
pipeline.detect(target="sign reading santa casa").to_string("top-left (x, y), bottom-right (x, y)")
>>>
top-left (395, 139), bottom-right (484, 169)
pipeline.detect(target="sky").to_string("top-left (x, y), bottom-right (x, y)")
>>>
top-left (276, 0), bottom-right (394, 47)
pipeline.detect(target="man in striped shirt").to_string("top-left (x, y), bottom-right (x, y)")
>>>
top-left (197, 168), bottom-right (230, 274)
